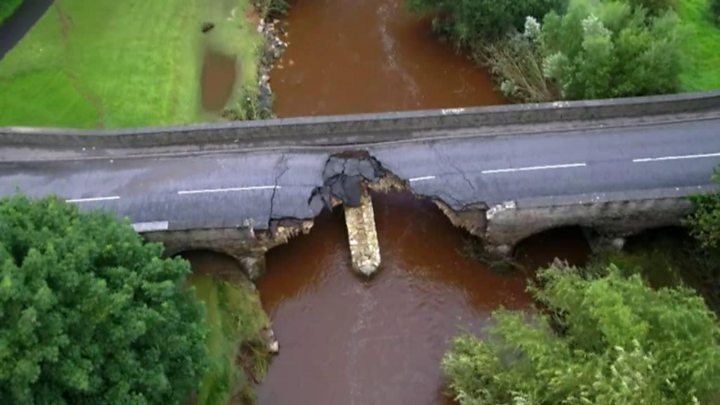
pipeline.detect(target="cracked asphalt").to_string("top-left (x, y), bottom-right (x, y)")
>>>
top-left (0, 115), bottom-right (719, 231)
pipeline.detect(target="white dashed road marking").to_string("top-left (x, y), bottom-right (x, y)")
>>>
top-left (408, 176), bottom-right (436, 183)
top-left (633, 152), bottom-right (720, 163)
top-left (178, 185), bottom-right (280, 195)
top-left (66, 196), bottom-right (120, 203)
top-left (481, 162), bottom-right (587, 174)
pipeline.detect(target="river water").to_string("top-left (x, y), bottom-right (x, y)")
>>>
top-left (252, 192), bottom-right (587, 404)
top-left (270, 0), bottom-right (504, 117)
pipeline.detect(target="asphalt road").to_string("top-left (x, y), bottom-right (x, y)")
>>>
top-left (0, 115), bottom-right (719, 231)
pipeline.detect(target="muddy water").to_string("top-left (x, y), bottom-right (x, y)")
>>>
top-left (271, 0), bottom-right (505, 117)
top-left (253, 192), bottom-right (587, 404)
top-left (201, 50), bottom-right (237, 111)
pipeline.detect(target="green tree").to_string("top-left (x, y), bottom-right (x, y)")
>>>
top-left (407, 0), bottom-right (566, 43)
top-left (0, 195), bottom-right (207, 404)
top-left (542, 0), bottom-right (682, 99)
top-left (443, 264), bottom-right (720, 404)
top-left (712, 0), bottom-right (720, 23)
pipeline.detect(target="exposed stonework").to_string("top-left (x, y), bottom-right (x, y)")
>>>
top-left (433, 199), bottom-right (487, 238)
top-left (344, 188), bottom-right (381, 276)
top-left (483, 197), bottom-right (694, 255)
top-left (143, 220), bottom-right (313, 280)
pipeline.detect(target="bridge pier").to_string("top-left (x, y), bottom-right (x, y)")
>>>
top-left (344, 187), bottom-right (382, 276)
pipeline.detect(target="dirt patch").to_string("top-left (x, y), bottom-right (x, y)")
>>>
top-left (201, 49), bottom-right (238, 112)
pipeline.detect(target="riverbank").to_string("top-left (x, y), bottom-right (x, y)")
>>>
top-left (186, 252), bottom-right (273, 404)
top-left (0, 0), bottom-right (276, 128)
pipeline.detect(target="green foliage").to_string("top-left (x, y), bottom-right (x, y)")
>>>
top-left (443, 264), bottom-right (720, 404)
top-left (713, 0), bottom-right (720, 22)
top-left (407, 0), bottom-right (566, 43)
top-left (0, 195), bottom-right (207, 404)
top-left (685, 170), bottom-right (720, 249)
top-left (0, 0), bottom-right (23, 24)
top-left (189, 274), bottom-right (270, 405)
top-left (627, 0), bottom-right (676, 14)
top-left (542, 0), bottom-right (682, 99)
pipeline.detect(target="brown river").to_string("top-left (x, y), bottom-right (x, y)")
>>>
top-left (190, 193), bottom-right (589, 404)
top-left (270, 0), bottom-right (504, 117)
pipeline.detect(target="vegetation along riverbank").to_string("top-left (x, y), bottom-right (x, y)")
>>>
top-left (409, 0), bottom-right (720, 102)
top-left (0, 0), bottom-right (24, 24)
top-left (0, 0), bottom-right (285, 128)
top-left (443, 169), bottom-right (720, 404)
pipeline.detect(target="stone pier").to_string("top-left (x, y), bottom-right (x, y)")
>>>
top-left (343, 188), bottom-right (381, 276)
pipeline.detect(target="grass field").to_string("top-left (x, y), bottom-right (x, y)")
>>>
top-left (188, 273), bottom-right (270, 405)
top-left (0, 0), bottom-right (263, 128)
top-left (679, 0), bottom-right (720, 91)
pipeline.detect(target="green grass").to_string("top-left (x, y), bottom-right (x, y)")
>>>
top-left (0, 0), bottom-right (24, 24)
top-left (679, 0), bottom-right (720, 91)
top-left (188, 273), bottom-right (270, 405)
top-left (0, 0), bottom-right (264, 128)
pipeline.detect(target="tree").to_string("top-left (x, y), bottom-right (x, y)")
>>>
top-left (443, 264), bottom-right (720, 404)
top-left (0, 195), bottom-right (207, 404)
top-left (407, 0), bottom-right (566, 44)
top-left (542, 0), bottom-right (682, 99)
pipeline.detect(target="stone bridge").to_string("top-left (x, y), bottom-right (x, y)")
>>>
top-left (1, 91), bottom-right (719, 276)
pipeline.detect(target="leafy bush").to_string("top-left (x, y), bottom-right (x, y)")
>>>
top-left (443, 264), bottom-right (720, 404)
top-left (541, 0), bottom-right (682, 99)
top-left (407, 0), bottom-right (566, 43)
top-left (0, 0), bottom-right (23, 24)
top-left (685, 169), bottom-right (720, 249)
top-left (712, 0), bottom-right (720, 26)
top-left (0, 195), bottom-right (207, 404)
top-left (626, 0), bottom-right (676, 14)
top-left (479, 17), bottom-right (558, 102)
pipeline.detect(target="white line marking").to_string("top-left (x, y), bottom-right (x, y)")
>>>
top-left (633, 152), bottom-right (720, 163)
top-left (481, 162), bottom-right (586, 174)
top-left (177, 185), bottom-right (280, 195)
top-left (408, 176), bottom-right (436, 183)
top-left (132, 221), bottom-right (169, 232)
top-left (66, 196), bottom-right (120, 203)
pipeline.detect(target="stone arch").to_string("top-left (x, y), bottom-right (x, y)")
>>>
top-left (511, 225), bottom-right (593, 268)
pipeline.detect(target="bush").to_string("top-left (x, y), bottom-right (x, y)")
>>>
top-left (0, 195), bottom-right (207, 404)
top-left (442, 264), bottom-right (720, 404)
top-left (712, 0), bottom-right (720, 25)
top-left (541, 0), bottom-right (682, 99)
top-left (0, 0), bottom-right (23, 24)
top-left (478, 17), bottom-right (558, 102)
top-left (407, 0), bottom-right (566, 43)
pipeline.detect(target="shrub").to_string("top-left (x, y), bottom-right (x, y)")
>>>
top-left (541, 0), bottom-right (682, 99)
top-left (407, 0), bottom-right (566, 43)
top-left (712, 0), bottom-right (720, 24)
top-left (478, 18), bottom-right (558, 102)
top-left (0, 195), bottom-right (207, 404)
top-left (442, 264), bottom-right (720, 404)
